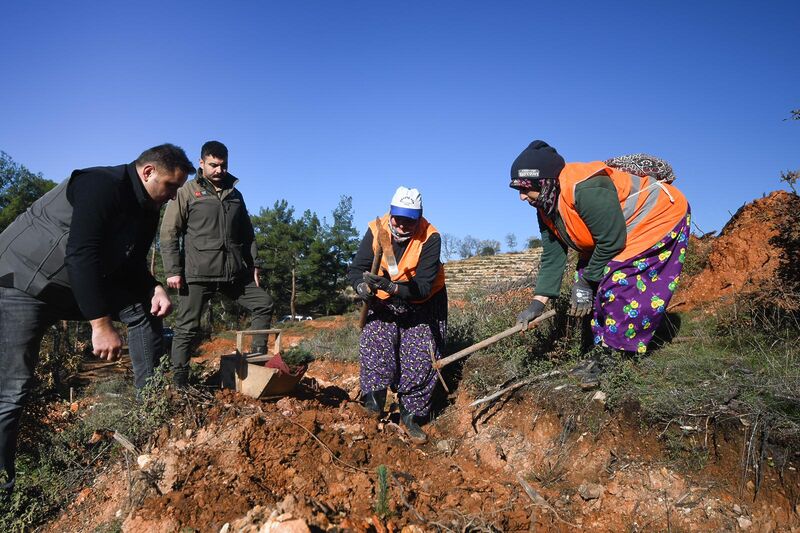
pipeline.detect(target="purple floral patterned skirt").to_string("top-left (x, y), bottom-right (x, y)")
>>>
top-left (359, 289), bottom-right (447, 417)
top-left (585, 209), bottom-right (691, 353)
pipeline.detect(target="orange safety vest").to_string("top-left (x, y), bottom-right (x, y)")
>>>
top-left (541, 162), bottom-right (688, 262)
top-left (367, 213), bottom-right (446, 304)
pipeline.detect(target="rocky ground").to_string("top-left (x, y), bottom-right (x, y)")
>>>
top-left (44, 350), bottom-right (799, 533)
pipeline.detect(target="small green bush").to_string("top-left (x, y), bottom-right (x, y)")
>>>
top-left (282, 346), bottom-right (316, 367)
top-left (0, 361), bottom-right (176, 531)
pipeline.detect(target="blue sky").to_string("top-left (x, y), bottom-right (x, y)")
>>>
top-left (1, 1), bottom-right (797, 252)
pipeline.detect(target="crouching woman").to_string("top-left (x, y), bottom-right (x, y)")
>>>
top-left (510, 141), bottom-right (691, 384)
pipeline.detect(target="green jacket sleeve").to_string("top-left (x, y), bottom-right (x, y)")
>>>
top-left (533, 212), bottom-right (568, 298)
top-left (574, 175), bottom-right (627, 283)
top-left (238, 195), bottom-right (259, 269)
top-left (159, 188), bottom-right (189, 278)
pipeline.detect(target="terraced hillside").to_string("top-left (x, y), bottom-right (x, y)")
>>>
top-left (444, 247), bottom-right (542, 297)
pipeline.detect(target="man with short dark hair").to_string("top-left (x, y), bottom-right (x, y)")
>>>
top-left (160, 141), bottom-right (273, 387)
top-left (0, 143), bottom-right (195, 492)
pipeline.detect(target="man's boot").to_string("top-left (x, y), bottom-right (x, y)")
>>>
top-left (172, 369), bottom-right (189, 390)
top-left (400, 407), bottom-right (428, 444)
top-left (250, 323), bottom-right (271, 355)
top-left (249, 344), bottom-right (267, 355)
top-left (0, 471), bottom-right (14, 499)
top-left (360, 389), bottom-right (387, 418)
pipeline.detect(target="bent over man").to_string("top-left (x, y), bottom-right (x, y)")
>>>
top-left (160, 141), bottom-right (274, 387)
top-left (347, 186), bottom-right (447, 444)
top-left (0, 144), bottom-right (194, 491)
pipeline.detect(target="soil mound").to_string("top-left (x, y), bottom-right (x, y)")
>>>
top-left (44, 361), bottom-right (799, 532)
top-left (675, 190), bottom-right (798, 311)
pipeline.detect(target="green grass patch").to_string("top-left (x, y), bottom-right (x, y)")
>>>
top-left (450, 282), bottom-right (582, 393)
top-left (297, 319), bottom-right (362, 362)
top-left (451, 278), bottom-right (800, 462)
top-left (0, 360), bottom-right (177, 531)
top-left (596, 306), bottom-right (800, 472)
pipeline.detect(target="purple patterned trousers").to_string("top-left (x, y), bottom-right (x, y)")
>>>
top-left (359, 289), bottom-right (447, 417)
top-left (585, 209), bottom-right (691, 353)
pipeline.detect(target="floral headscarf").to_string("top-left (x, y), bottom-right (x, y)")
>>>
top-left (605, 153), bottom-right (676, 183)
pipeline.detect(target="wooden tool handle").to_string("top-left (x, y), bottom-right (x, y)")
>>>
top-left (434, 309), bottom-right (556, 369)
top-left (358, 217), bottom-right (383, 329)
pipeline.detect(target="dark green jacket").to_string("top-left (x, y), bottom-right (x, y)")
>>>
top-left (534, 174), bottom-right (627, 297)
top-left (160, 171), bottom-right (259, 283)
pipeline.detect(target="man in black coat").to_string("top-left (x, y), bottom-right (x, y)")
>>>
top-left (0, 143), bottom-right (195, 492)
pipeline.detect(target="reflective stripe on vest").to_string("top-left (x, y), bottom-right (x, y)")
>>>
top-left (550, 162), bottom-right (688, 262)
top-left (625, 175), bottom-right (657, 229)
top-left (367, 213), bottom-right (446, 304)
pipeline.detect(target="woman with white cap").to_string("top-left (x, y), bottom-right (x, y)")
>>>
top-left (346, 186), bottom-right (447, 444)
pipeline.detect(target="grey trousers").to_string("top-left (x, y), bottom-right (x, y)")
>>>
top-left (170, 279), bottom-right (274, 382)
top-left (0, 287), bottom-right (163, 491)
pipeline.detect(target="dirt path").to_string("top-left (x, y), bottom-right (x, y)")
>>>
top-left (45, 354), bottom-right (799, 533)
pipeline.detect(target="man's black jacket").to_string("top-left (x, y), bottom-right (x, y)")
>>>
top-left (0, 162), bottom-right (160, 319)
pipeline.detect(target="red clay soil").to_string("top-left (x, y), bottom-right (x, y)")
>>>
top-left (280, 316), bottom-right (357, 348)
top-left (44, 358), bottom-right (799, 533)
top-left (674, 190), bottom-right (794, 312)
top-left (193, 317), bottom-right (359, 359)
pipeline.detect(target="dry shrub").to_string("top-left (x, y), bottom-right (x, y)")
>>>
top-left (681, 233), bottom-right (714, 279)
top-left (36, 321), bottom-right (89, 391)
top-left (770, 191), bottom-right (800, 309)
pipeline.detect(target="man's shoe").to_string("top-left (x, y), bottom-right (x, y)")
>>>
top-left (360, 389), bottom-right (387, 417)
top-left (172, 371), bottom-right (189, 390)
top-left (0, 475), bottom-right (14, 498)
top-left (400, 408), bottom-right (428, 444)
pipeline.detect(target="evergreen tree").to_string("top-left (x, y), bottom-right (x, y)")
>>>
top-left (0, 151), bottom-right (57, 232)
top-left (252, 200), bottom-right (306, 316)
top-left (251, 197), bottom-right (359, 316)
top-left (320, 195), bottom-right (359, 313)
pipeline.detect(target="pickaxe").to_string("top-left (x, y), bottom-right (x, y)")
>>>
top-left (358, 217), bottom-right (399, 329)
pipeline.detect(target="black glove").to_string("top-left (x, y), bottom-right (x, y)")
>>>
top-left (570, 277), bottom-right (598, 317)
top-left (363, 272), bottom-right (398, 295)
top-left (516, 300), bottom-right (546, 330)
top-left (356, 282), bottom-right (372, 302)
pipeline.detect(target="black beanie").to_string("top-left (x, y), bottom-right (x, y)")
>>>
top-left (510, 140), bottom-right (566, 181)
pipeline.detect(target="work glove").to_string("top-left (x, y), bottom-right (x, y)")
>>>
top-left (355, 282), bottom-right (372, 302)
top-left (363, 272), bottom-right (398, 296)
top-left (569, 277), bottom-right (598, 317)
top-left (516, 300), bottom-right (546, 330)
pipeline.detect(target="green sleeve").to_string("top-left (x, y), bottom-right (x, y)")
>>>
top-left (574, 175), bottom-right (627, 283)
top-left (238, 194), bottom-right (259, 269)
top-left (159, 187), bottom-right (189, 278)
top-left (533, 212), bottom-right (568, 297)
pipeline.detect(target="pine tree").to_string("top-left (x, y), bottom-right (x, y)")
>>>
top-left (0, 151), bottom-right (57, 232)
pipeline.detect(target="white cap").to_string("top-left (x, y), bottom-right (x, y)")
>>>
top-left (389, 186), bottom-right (423, 219)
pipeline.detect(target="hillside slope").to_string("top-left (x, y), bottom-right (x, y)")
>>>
top-left (445, 248), bottom-right (541, 297)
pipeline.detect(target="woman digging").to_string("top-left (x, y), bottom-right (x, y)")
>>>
top-left (347, 186), bottom-right (447, 444)
top-left (510, 140), bottom-right (690, 388)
